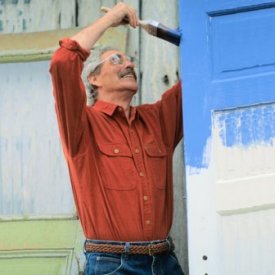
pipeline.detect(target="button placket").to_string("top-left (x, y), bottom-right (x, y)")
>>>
top-left (129, 127), bottom-right (145, 177)
top-left (129, 125), bottom-right (153, 237)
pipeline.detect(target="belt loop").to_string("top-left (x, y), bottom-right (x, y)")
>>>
top-left (148, 244), bottom-right (153, 256)
top-left (167, 236), bottom-right (175, 252)
top-left (83, 240), bottom-right (87, 253)
top-left (149, 240), bottom-right (154, 256)
top-left (166, 236), bottom-right (172, 252)
top-left (124, 242), bottom-right (130, 255)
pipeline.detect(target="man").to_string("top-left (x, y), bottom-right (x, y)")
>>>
top-left (50, 2), bottom-right (183, 274)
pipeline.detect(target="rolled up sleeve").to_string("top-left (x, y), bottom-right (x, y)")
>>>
top-left (49, 38), bottom-right (90, 157)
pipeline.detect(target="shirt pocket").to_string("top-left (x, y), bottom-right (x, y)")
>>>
top-left (97, 143), bottom-right (137, 190)
top-left (144, 142), bottom-right (167, 189)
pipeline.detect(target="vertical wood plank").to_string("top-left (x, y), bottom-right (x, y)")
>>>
top-left (140, 0), bottom-right (188, 272)
top-left (140, 0), bottom-right (179, 103)
top-left (172, 141), bottom-right (188, 273)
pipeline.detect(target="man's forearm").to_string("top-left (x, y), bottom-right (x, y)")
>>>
top-left (71, 16), bottom-right (112, 51)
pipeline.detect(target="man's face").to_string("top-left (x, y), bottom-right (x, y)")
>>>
top-left (89, 50), bottom-right (138, 96)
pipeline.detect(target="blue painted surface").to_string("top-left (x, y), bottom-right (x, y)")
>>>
top-left (180, 0), bottom-right (275, 168)
top-left (215, 103), bottom-right (275, 147)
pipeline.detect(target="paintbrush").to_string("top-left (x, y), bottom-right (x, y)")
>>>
top-left (101, 6), bottom-right (181, 46)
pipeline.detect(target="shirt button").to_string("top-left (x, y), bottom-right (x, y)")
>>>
top-left (143, 196), bottom-right (148, 201)
top-left (135, 148), bottom-right (139, 153)
top-left (139, 172), bottom-right (144, 177)
top-left (114, 149), bottom-right (120, 154)
top-left (146, 220), bottom-right (151, 225)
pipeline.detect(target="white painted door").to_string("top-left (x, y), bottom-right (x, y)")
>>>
top-left (180, 1), bottom-right (275, 274)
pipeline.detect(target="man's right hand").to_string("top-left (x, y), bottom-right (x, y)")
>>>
top-left (102, 2), bottom-right (139, 29)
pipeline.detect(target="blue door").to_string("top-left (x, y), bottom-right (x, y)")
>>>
top-left (180, 1), bottom-right (275, 274)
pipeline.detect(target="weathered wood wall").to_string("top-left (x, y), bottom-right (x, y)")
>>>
top-left (138, 1), bottom-right (188, 272)
top-left (0, 0), bottom-right (188, 273)
top-left (0, 0), bottom-right (75, 33)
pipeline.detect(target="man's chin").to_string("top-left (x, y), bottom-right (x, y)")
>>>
top-left (121, 83), bottom-right (138, 92)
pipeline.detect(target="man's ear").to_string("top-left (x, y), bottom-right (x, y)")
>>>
top-left (88, 74), bottom-right (100, 87)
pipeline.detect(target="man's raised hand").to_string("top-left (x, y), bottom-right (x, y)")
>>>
top-left (101, 2), bottom-right (139, 28)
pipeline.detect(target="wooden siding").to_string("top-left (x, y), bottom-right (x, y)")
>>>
top-left (0, 0), bottom-right (187, 273)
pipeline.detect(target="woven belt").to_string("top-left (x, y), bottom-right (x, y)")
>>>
top-left (85, 239), bottom-right (174, 256)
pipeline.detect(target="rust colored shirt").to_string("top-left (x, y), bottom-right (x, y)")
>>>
top-left (50, 38), bottom-right (183, 241)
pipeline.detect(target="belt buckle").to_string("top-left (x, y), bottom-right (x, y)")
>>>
top-left (148, 244), bottom-right (154, 256)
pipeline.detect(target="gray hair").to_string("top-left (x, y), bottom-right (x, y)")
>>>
top-left (81, 46), bottom-right (118, 106)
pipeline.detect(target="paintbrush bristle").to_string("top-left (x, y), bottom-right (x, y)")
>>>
top-left (139, 20), bottom-right (159, 36)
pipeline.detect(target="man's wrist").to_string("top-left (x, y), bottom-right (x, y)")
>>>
top-left (96, 14), bottom-right (114, 31)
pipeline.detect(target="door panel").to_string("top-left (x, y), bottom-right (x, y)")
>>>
top-left (0, 219), bottom-right (83, 275)
top-left (0, 61), bottom-right (73, 216)
top-left (180, 1), bottom-right (275, 274)
top-left (0, 61), bottom-right (82, 275)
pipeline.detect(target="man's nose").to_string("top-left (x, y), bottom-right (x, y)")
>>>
top-left (124, 59), bottom-right (135, 68)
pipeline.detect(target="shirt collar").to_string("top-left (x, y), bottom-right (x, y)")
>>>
top-left (92, 100), bottom-right (117, 116)
top-left (92, 100), bottom-right (138, 120)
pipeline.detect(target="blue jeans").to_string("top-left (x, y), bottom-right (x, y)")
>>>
top-left (84, 239), bottom-right (184, 275)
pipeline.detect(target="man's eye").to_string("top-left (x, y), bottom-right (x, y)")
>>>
top-left (110, 54), bottom-right (122, 64)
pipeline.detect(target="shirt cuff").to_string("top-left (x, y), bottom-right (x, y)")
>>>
top-left (59, 38), bottom-right (90, 61)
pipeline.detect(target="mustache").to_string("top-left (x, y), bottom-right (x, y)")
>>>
top-left (118, 68), bottom-right (137, 80)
